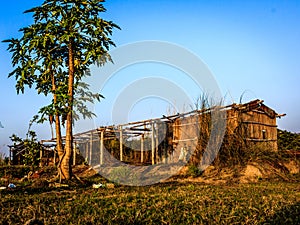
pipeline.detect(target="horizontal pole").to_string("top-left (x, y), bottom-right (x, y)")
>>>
top-left (241, 121), bottom-right (277, 127)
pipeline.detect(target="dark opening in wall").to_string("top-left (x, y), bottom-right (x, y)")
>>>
top-left (262, 130), bottom-right (266, 139)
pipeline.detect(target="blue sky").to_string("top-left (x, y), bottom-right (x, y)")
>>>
top-left (1, 0), bottom-right (300, 155)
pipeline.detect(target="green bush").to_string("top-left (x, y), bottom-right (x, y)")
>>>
top-left (278, 129), bottom-right (300, 150)
top-left (187, 164), bottom-right (203, 177)
top-left (10, 131), bottom-right (42, 168)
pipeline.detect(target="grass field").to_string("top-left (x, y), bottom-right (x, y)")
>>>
top-left (1, 179), bottom-right (299, 225)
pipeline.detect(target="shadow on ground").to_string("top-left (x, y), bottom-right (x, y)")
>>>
top-left (262, 201), bottom-right (300, 225)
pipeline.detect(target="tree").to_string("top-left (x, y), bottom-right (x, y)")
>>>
top-left (5, 33), bottom-right (102, 180)
top-left (4, 24), bottom-right (68, 177)
top-left (4, 0), bottom-right (119, 180)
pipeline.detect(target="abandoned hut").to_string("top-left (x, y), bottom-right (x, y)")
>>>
top-left (12, 99), bottom-right (284, 166)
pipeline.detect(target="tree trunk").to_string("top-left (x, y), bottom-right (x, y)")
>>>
top-left (55, 114), bottom-right (63, 157)
top-left (60, 40), bottom-right (75, 180)
top-left (51, 69), bottom-right (64, 172)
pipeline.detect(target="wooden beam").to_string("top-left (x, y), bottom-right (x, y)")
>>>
top-left (276, 113), bottom-right (286, 118)
top-left (128, 123), bottom-right (150, 129)
top-left (172, 137), bottom-right (198, 143)
top-left (163, 125), bottom-right (168, 164)
top-left (129, 127), bottom-right (151, 131)
top-left (120, 125), bottom-right (123, 162)
top-left (89, 132), bottom-right (93, 165)
top-left (100, 130), bottom-right (104, 165)
top-left (241, 121), bottom-right (277, 127)
top-left (151, 123), bottom-right (155, 165)
top-left (53, 150), bottom-right (56, 166)
top-left (244, 138), bottom-right (277, 142)
top-left (163, 138), bottom-right (168, 164)
top-left (141, 134), bottom-right (144, 163)
top-left (73, 142), bottom-right (76, 166)
top-left (155, 124), bottom-right (159, 163)
top-left (39, 148), bottom-right (43, 167)
top-left (9, 147), bottom-right (11, 165)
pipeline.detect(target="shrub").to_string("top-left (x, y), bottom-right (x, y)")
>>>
top-left (187, 164), bottom-right (203, 177)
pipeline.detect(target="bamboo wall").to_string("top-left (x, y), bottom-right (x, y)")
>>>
top-left (240, 110), bottom-right (278, 151)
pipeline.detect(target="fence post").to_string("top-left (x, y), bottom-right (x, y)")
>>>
top-left (73, 142), bottom-right (76, 166)
top-left (156, 123), bottom-right (159, 163)
top-left (89, 131), bottom-right (93, 165)
top-left (39, 148), bottom-right (43, 167)
top-left (100, 130), bottom-right (104, 165)
top-left (151, 122), bottom-right (155, 165)
top-left (85, 142), bottom-right (89, 163)
top-left (163, 123), bottom-right (167, 164)
top-left (53, 149), bottom-right (56, 166)
top-left (141, 134), bottom-right (144, 163)
top-left (9, 147), bottom-right (11, 165)
top-left (120, 126), bottom-right (123, 162)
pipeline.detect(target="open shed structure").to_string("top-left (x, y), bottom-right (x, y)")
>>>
top-left (39, 99), bottom-right (284, 167)
top-left (8, 143), bottom-right (56, 166)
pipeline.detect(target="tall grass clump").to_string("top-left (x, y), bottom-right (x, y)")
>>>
top-left (188, 95), bottom-right (297, 174)
top-left (0, 152), bottom-right (9, 166)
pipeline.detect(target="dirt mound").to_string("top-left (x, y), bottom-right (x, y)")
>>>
top-left (72, 160), bottom-right (299, 185)
top-left (169, 158), bottom-right (299, 185)
top-left (1, 158), bottom-right (298, 189)
top-left (284, 160), bottom-right (300, 174)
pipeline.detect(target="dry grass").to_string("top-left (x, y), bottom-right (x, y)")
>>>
top-left (0, 175), bottom-right (299, 225)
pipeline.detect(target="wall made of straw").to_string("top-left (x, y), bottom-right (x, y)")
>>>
top-left (240, 110), bottom-right (278, 151)
top-left (172, 115), bottom-right (199, 163)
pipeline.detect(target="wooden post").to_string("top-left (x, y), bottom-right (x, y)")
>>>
top-left (155, 123), bottom-right (159, 163)
top-left (73, 142), bottom-right (76, 166)
top-left (164, 139), bottom-right (168, 164)
top-left (120, 126), bottom-right (123, 162)
top-left (85, 142), bottom-right (89, 163)
top-left (39, 148), bottom-right (43, 167)
top-left (89, 131), bottom-right (93, 165)
top-left (163, 124), bottom-right (167, 164)
top-left (53, 149), bottom-right (56, 166)
top-left (151, 122), bottom-right (155, 165)
top-left (100, 130), bottom-right (104, 165)
top-left (141, 134), bottom-right (144, 163)
top-left (9, 147), bottom-right (11, 165)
